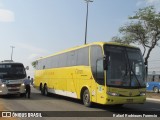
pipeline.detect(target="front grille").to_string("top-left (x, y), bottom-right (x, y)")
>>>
top-left (119, 94), bottom-right (141, 97)
top-left (6, 84), bottom-right (21, 87)
top-left (8, 89), bottom-right (19, 92)
top-left (6, 84), bottom-right (21, 92)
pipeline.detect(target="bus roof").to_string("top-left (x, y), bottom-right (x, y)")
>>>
top-left (0, 60), bottom-right (23, 65)
top-left (36, 42), bottom-right (138, 61)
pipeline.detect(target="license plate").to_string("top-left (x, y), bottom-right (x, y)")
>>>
top-left (10, 87), bottom-right (19, 89)
top-left (126, 99), bottom-right (133, 103)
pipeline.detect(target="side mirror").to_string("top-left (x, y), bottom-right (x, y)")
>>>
top-left (26, 66), bottom-right (29, 70)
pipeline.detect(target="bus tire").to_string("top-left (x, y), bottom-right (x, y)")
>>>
top-left (39, 83), bottom-right (42, 91)
top-left (39, 84), bottom-right (44, 95)
top-left (20, 93), bottom-right (25, 97)
top-left (153, 87), bottom-right (159, 93)
top-left (113, 104), bottom-right (124, 107)
top-left (43, 84), bottom-right (49, 96)
top-left (82, 89), bottom-right (92, 107)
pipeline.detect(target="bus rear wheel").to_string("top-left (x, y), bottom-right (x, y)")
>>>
top-left (83, 89), bottom-right (92, 107)
top-left (43, 84), bottom-right (49, 96)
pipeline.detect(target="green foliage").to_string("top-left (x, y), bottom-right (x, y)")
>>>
top-left (112, 6), bottom-right (160, 71)
top-left (31, 61), bottom-right (36, 69)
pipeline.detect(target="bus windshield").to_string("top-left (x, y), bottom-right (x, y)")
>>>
top-left (0, 63), bottom-right (26, 80)
top-left (104, 45), bottom-right (146, 88)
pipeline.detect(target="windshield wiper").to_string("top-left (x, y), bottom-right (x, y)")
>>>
top-left (129, 64), bottom-right (142, 88)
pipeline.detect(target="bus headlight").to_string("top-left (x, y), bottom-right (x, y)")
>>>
top-left (107, 92), bottom-right (119, 96)
top-left (140, 92), bottom-right (146, 96)
top-left (1, 84), bottom-right (5, 87)
top-left (21, 83), bottom-right (25, 86)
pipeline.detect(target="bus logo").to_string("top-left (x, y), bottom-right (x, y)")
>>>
top-left (2, 112), bottom-right (11, 117)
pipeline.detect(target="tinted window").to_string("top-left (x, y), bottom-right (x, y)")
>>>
top-left (77, 47), bottom-right (89, 66)
top-left (67, 51), bottom-right (77, 66)
top-left (96, 59), bottom-right (105, 85)
top-left (37, 47), bottom-right (89, 69)
top-left (104, 45), bottom-right (146, 88)
top-left (46, 57), bottom-right (52, 69)
top-left (58, 54), bottom-right (67, 67)
top-left (51, 55), bottom-right (59, 68)
top-left (42, 59), bottom-right (46, 69)
top-left (90, 45), bottom-right (103, 77)
top-left (0, 64), bottom-right (26, 79)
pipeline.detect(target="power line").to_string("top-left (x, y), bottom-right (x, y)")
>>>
top-left (149, 67), bottom-right (160, 69)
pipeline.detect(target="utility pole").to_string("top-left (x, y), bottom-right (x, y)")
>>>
top-left (84, 0), bottom-right (93, 44)
top-left (10, 46), bottom-right (15, 60)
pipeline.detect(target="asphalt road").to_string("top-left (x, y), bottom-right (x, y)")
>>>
top-left (0, 87), bottom-right (160, 120)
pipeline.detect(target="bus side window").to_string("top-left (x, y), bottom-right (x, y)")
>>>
top-left (67, 51), bottom-right (77, 66)
top-left (77, 47), bottom-right (89, 66)
top-left (91, 45), bottom-right (104, 85)
top-left (96, 59), bottom-right (104, 85)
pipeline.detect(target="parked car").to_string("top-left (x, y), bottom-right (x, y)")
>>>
top-left (146, 82), bottom-right (160, 93)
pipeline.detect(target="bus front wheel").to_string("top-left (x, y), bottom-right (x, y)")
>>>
top-left (113, 104), bottom-right (124, 107)
top-left (83, 89), bottom-right (92, 107)
top-left (40, 84), bottom-right (43, 95)
top-left (20, 93), bottom-right (25, 97)
top-left (153, 87), bottom-right (159, 93)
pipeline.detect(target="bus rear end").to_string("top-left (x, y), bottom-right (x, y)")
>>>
top-left (0, 61), bottom-right (26, 95)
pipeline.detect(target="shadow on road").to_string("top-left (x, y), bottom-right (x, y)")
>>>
top-left (0, 92), bottom-right (82, 103)
top-left (1, 89), bottom-right (160, 116)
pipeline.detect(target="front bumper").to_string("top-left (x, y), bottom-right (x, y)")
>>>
top-left (106, 95), bottom-right (146, 105)
top-left (0, 84), bottom-right (26, 95)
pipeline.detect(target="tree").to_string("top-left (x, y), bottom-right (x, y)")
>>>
top-left (31, 61), bottom-right (36, 69)
top-left (112, 6), bottom-right (160, 74)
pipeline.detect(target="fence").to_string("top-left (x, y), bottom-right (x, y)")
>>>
top-left (147, 71), bottom-right (160, 82)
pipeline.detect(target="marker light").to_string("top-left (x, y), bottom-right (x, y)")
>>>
top-left (140, 92), bottom-right (146, 96)
top-left (107, 92), bottom-right (119, 96)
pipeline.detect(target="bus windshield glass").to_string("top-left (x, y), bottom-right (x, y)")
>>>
top-left (104, 45), bottom-right (146, 88)
top-left (0, 64), bottom-right (26, 80)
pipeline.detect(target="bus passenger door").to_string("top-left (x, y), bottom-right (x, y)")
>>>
top-left (95, 59), bottom-right (106, 104)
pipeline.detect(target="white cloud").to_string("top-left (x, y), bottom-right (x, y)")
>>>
top-left (136, 0), bottom-right (160, 11)
top-left (146, 0), bottom-right (160, 11)
top-left (0, 2), bottom-right (3, 7)
top-left (0, 9), bottom-right (15, 22)
top-left (136, 1), bottom-right (144, 7)
top-left (17, 42), bottom-right (49, 62)
top-left (28, 53), bottom-right (42, 61)
top-left (146, 0), bottom-right (160, 4)
top-left (16, 42), bottom-right (48, 54)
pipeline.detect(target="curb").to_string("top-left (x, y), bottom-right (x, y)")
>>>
top-left (146, 98), bottom-right (160, 102)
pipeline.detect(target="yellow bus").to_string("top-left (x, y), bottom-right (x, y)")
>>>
top-left (33, 42), bottom-right (146, 107)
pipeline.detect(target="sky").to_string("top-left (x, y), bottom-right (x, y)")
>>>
top-left (0, 0), bottom-right (160, 77)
